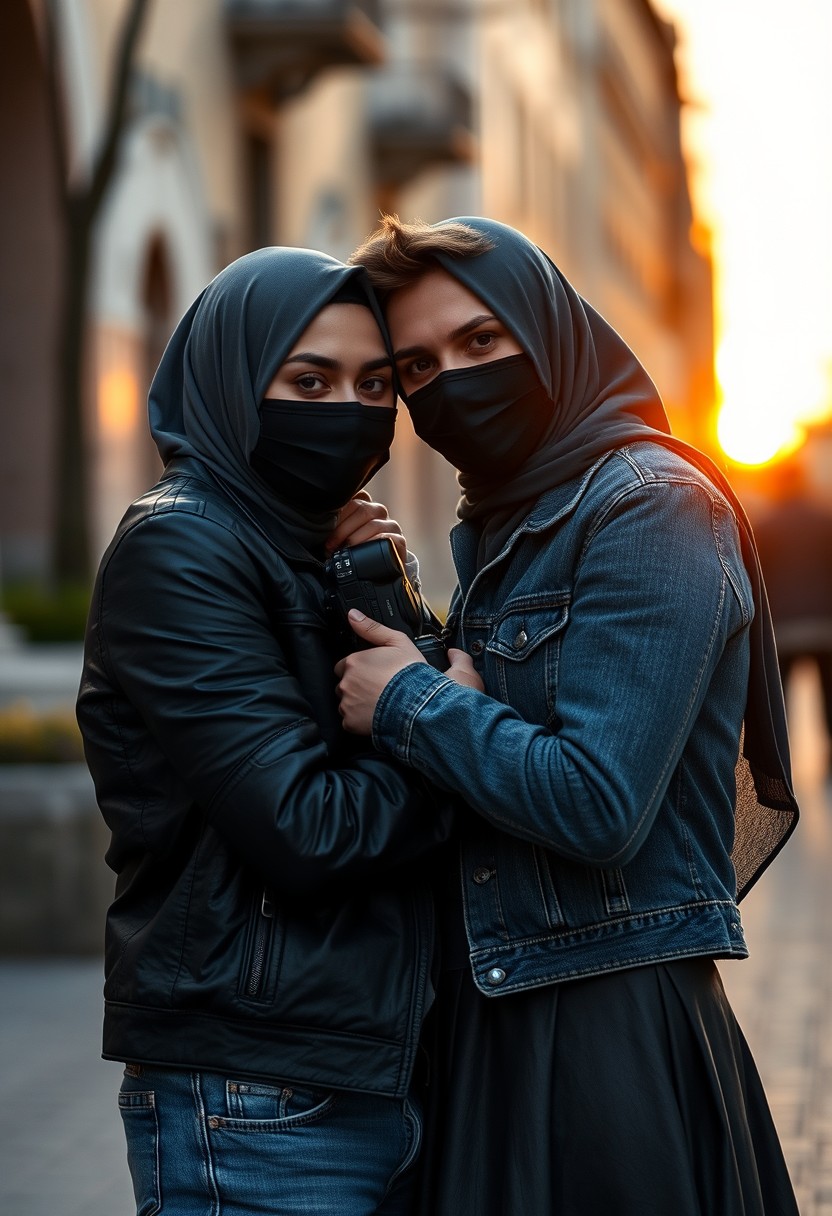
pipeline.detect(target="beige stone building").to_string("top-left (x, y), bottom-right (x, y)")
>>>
top-left (1, 0), bottom-right (713, 605)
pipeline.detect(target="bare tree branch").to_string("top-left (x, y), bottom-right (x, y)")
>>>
top-left (42, 0), bottom-right (69, 201)
top-left (41, 0), bottom-right (153, 583)
top-left (88, 0), bottom-right (152, 214)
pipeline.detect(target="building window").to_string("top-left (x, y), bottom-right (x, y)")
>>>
top-left (247, 132), bottom-right (272, 251)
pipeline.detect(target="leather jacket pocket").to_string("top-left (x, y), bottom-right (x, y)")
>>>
top-left (239, 889), bottom-right (284, 1004)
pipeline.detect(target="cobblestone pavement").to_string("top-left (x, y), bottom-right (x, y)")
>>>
top-left (719, 662), bottom-right (832, 1216)
top-left (0, 664), bottom-right (829, 1215)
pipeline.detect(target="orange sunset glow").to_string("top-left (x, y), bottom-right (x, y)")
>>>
top-left (654, 0), bottom-right (832, 466)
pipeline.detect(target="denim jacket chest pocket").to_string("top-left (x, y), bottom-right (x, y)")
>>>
top-left (483, 597), bottom-right (570, 727)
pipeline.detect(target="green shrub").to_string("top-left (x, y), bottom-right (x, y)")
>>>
top-left (0, 702), bottom-right (85, 763)
top-left (1, 582), bottom-right (91, 642)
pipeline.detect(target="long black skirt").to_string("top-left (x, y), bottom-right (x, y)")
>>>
top-left (415, 959), bottom-right (798, 1215)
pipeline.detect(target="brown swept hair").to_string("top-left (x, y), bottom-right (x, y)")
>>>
top-left (348, 214), bottom-right (494, 296)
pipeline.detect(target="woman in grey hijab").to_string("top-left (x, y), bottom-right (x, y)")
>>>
top-left (77, 246), bottom-right (454, 1216)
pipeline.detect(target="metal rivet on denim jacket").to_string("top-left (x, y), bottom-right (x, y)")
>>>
top-left (513, 628), bottom-right (528, 649)
top-left (473, 866), bottom-right (493, 885)
top-left (486, 968), bottom-right (506, 986)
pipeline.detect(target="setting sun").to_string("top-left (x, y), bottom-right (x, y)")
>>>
top-left (715, 336), bottom-right (827, 466)
top-left (653, 0), bottom-right (832, 467)
top-left (715, 408), bottom-right (802, 469)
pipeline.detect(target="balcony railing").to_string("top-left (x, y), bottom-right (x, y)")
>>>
top-left (225, 0), bottom-right (385, 102)
top-left (368, 64), bottom-right (474, 188)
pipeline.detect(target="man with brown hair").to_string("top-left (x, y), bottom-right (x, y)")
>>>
top-left (334, 215), bottom-right (799, 1214)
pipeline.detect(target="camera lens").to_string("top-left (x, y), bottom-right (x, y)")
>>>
top-left (351, 538), bottom-right (402, 583)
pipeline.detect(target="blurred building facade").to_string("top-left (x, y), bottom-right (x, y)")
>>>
top-left (1, 0), bottom-right (713, 604)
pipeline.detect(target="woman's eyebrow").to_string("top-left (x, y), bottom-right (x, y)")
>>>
top-left (393, 314), bottom-right (500, 360)
top-left (281, 354), bottom-right (391, 373)
top-left (282, 353), bottom-right (338, 369)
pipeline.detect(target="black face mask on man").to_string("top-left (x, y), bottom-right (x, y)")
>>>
top-left (405, 354), bottom-right (552, 479)
top-left (250, 400), bottom-right (395, 512)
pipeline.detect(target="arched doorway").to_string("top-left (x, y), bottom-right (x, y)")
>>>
top-left (88, 113), bottom-right (214, 557)
top-left (0, 0), bottom-right (62, 581)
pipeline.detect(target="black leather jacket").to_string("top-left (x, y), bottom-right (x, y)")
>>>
top-left (77, 458), bottom-right (454, 1097)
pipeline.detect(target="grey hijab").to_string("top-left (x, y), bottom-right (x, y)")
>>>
top-left (431, 216), bottom-right (669, 558)
top-left (148, 246), bottom-right (384, 556)
top-left (430, 216), bottom-right (798, 900)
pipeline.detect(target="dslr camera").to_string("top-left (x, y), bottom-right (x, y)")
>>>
top-left (325, 538), bottom-right (449, 671)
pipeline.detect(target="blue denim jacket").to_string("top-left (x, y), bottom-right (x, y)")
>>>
top-left (373, 441), bottom-right (754, 994)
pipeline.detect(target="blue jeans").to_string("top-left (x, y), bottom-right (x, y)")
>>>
top-left (118, 1064), bottom-right (423, 1215)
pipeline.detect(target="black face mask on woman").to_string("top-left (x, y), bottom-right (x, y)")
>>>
top-left (250, 399), bottom-right (396, 512)
top-left (405, 353), bottom-right (552, 479)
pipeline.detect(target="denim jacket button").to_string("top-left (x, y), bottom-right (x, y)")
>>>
top-left (513, 628), bottom-right (528, 649)
top-left (486, 967), bottom-right (506, 986)
top-left (470, 640), bottom-right (484, 655)
top-left (473, 866), bottom-right (493, 885)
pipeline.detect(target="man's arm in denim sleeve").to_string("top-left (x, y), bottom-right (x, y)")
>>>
top-left (372, 480), bottom-right (747, 867)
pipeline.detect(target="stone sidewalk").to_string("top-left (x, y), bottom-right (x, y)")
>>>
top-left (0, 641), bottom-right (83, 711)
top-left (0, 959), bottom-right (132, 1216)
top-left (718, 662), bottom-right (832, 1216)
top-left (0, 664), bottom-right (829, 1214)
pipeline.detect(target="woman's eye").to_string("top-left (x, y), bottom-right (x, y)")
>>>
top-left (295, 373), bottom-right (327, 392)
top-left (359, 376), bottom-right (389, 398)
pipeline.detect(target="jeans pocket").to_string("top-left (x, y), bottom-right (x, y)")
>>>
top-left (213, 1080), bottom-right (338, 1131)
top-left (381, 1094), bottom-right (423, 1200)
top-left (118, 1082), bottom-right (160, 1216)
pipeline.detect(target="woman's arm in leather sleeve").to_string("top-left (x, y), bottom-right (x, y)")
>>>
top-left (85, 511), bottom-right (454, 895)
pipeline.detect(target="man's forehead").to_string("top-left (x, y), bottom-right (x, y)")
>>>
top-left (387, 269), bottom-right (487, 340)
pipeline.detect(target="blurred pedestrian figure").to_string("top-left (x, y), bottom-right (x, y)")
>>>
top-left (754, 455), bottom-right (832, 768)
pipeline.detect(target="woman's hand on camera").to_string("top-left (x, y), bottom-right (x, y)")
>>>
top-left (445, 649), bottom-right (485, 692)
top-left (335, 611), bottom-right (425, 734)
top-left (326, 491), bottom-right (407, 563)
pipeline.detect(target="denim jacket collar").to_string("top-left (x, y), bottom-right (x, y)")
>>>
top-left (450, 451), bottom-right (613, 598)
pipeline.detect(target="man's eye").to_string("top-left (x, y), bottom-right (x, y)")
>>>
top-left (469, 332), bottom-right (496, 350)
top-left (408, 357), bottom-right (434, 376)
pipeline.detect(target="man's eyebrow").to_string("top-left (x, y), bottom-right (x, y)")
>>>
top-left (449, 314), bottom-right (501, 341)
top-left (393, 314), bottom-right (500, 361)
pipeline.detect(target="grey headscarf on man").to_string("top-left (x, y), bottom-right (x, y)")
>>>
top-left (427, 216), bottom-right (797, 901)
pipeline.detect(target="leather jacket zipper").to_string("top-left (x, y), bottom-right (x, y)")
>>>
top-left (246, 890), bottom-right (274, 999)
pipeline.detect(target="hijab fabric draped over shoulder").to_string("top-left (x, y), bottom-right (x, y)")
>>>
top-left (432, 217), bottom-right (798, 900)
top-left (148, 246), bottom-right (381, 554)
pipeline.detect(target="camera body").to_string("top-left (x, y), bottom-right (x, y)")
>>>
top-left (325, 538), bottom-right (449, 671)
